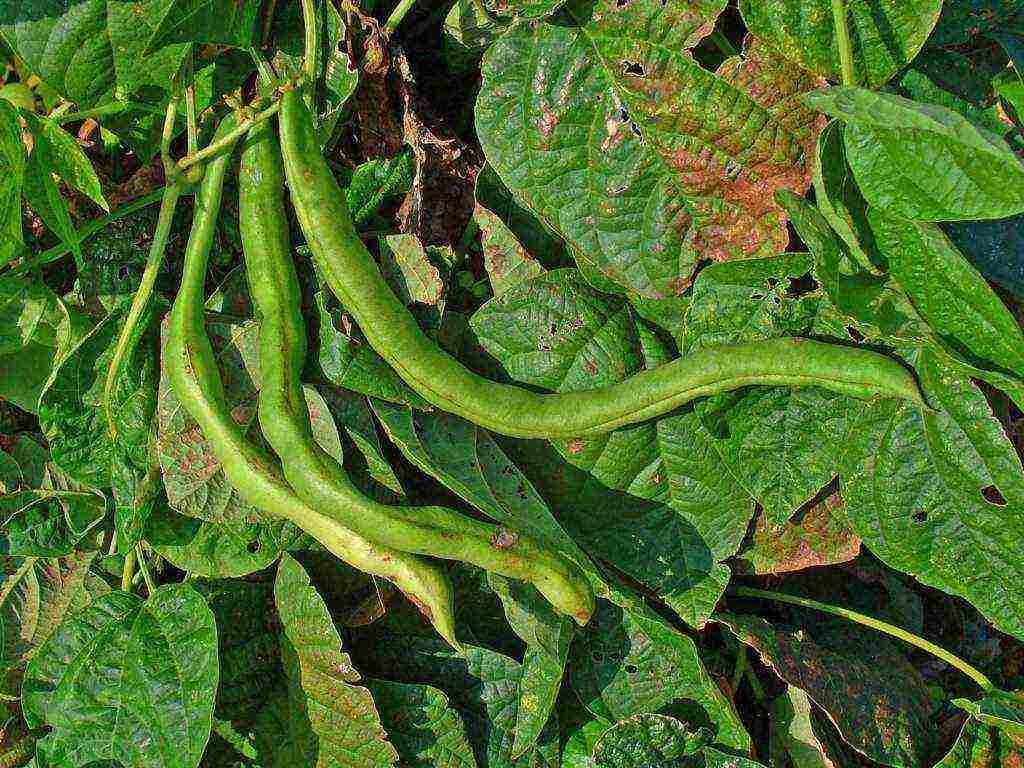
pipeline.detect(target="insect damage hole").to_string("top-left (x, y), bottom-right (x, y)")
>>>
top-left (981, 485), bottom-right (1007, 506)
top-left (622, 60), bottom-right (645, 77)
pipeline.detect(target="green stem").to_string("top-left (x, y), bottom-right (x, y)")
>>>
top-left (384, 0), bottom-right (419, 34)
top-left (745, 666), bottom-right (766, 703)
top-left (262, 0), bottom-right (279, 46)
top-left (46, 102), bottom-right (73, 120)
top-left (830, 0), bottom-right (856, 86)
top-left (301, 0), bottom-right (318, 84)
top-left (103, 181), bottom-right (183, 438)
top-left (176, 101), bottom-right (281, 172)
top-left (6, 188), bottom-right (167, 275)
top-left (708, 29), bottom-right (737, 58)
top-left (121, 548), bottom-right (137, 592)
top-left (136, 546), bottom-right (157, 595)
top-left (185, 87), bottom-right (198, 157)
top-left (734, 587), bottom-right (995, 692)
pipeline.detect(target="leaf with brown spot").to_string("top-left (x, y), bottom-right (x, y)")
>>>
top-left (718, 612), bottom-right (934, 768)
top-left (477, 3), bottom-right (827, 297)
top-left (732, 493), bottom-right (860, 576)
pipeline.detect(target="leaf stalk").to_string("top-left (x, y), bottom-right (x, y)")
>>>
top-left (830, 0), bottom-right (856, 85)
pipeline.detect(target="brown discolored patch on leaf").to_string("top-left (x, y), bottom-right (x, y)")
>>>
top-left (732, 493), bottom-right (860, 576)
top-left (718, 612), bottom-right (934, 767)
top-left (491, 528), bottom-right (520, 549)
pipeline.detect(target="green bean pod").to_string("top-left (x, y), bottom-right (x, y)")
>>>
top-left (241, 119), bottom-right (594, 625)
top-left (165, 114), bottom-right (458, 647)
top-left (277, 90), bottom-right (926, 440)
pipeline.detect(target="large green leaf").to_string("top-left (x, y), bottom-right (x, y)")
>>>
top-left (0, 99), bottom-right (25, 267)
top-left (739, 0), bottom-right (942, 86)
top-left (839, 345), bottom-right (1024, 642)
top-left (365, 680), bottom-right (479, 768)
top-left (590, 714), bottom-right (712, 767)
top-left (569, 603), bottom-right (749, 752)
top-left (23, 583), bottom-right (219, 768)
top-left (805, 87), bottom-right (1024, 221)
top-left (477, 8), bottom-right (827, 298)
top-left (39, 302), bottom-right (158, 488)
top-left (269, 553), bottom-right (398, 768)
top-left (869, 212), bottom-right (1024, 378)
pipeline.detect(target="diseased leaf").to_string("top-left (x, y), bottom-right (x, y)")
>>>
top-left (739, 0), bottom-right (942, 86)
top-left (732, 493), bottom-right (860, 576)
top-left (0, 487), bottom-right (106, 557)
top-left (477, 10), bottom-right (826, 297)
top-left (271, 553), bottom-right (398, 768)
top-left (937, 689), bottom-right (1024, 767)
top-left (569, 603), bottom-right (750, 752)
top-left (718, 612), bottom-right (933, 768)
top-left (805, 87), bottom-right (1024, 221)
top-left (0, 551), bottom-right (108, 696)
top-left (366, 680), bottom-right (480, 768)
top-left (475, 203), bottom-right (547, 298)
top-left (930, 0), bottom-right (1024, 45)
top-left (23, 584), bottom-right (218, 768)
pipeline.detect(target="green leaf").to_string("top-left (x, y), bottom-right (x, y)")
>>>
top-left (475, 200), bottom-right (547, 299)
top-left (739, 0), bottom-right (942, 86)
top-left (0, 274), bottom-right (62, 357)
top-left (569, 603), bottom-right (749, 752)
top-left (0, 100), bottom-right (25, 267)
top-left (365, 680), bottom-right (480, 768)
top-left (379, 234), bottom-right (449, 333)
top-left (839, 345), bottom-right (1024, 642)
top-left (147, 0), bottom-right (261, 49)
top-left (146, 502), bottom-right (297, 579)
top-left (591, 714), bottom-right (712, 768)
top-left (477, 11), bottom-right (826, 298)
top-left (718, 612), bottom-right (933, 768)
top-left (805, 87), bottom-right (1024, 221)
top-left (944, 214), bottom-right (1024, 299)
top-left (870, 212), bottom-right (1024, 378)
top-left (314, 278), bottom-right (430, 407)
top-left (23, 583), bottom-right (219, 768)
top-left (1, 551), bottom-right (109, 696)
top-left (270, 553), bottom-right (398, 768)
top-left (342, 151), bottom-right (415, 227)
top-left (25, 114), bottom-right (109, 212)
top-left (487, 574), bottom-right (573, 757)
top-left (768, 688), bottom-right (833, 768)
top-left (371, 399), bottom-right (585, 560)
top-left (39, 301), bottom-right (159, 487)
top-left (24, 133), bottom-right (81, 264)
top-left (937, 689), bottom-right (1024, 767)
top-left (930, 0), bottom-right (1024, 45)
top-left (0, 488), bottom-right (106, 557)
top-left (356, 636), bottom-right (560, 767)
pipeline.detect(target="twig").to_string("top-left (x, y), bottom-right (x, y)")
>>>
top-left (176, 101), bottom-right (281, 172)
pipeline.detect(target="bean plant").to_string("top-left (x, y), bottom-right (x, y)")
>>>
top-left (0, 0), bottom-right (1023, 766)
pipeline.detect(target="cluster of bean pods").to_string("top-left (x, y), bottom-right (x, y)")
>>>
top-left (163, 87), bottom-right (926, 645)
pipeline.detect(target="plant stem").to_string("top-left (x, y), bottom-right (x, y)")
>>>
top-left (6, 188), bottom-right (167, 275)
top-left (121, 548), bottom-right (136, 592)
top-left (103, 181), bottom-right (182, 439)
top-left (708, 29), bottom-right (737, 58)
top-left (301, 0), bottom-right (318, 84)
top-left (733, 586), bottom-right (995, 692)
top-left (830, 0), bottom-right (856, 86)
top-left (262, 0), bottom-right (279, 46)
top-left (185, 86), bottom-right (198, 157)
top-left (46, 102), bottom-right (73, 120)
top-left (176, 101), bottom-right (280, 172)
top-left (384, 0), bottom-right (419, 34)
top-left (745, 666), bottom-right (766, 703)
top-left (136, 546), bottom-right (157, 595)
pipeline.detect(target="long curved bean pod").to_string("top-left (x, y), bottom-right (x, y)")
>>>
top-left (240, 119), bottom-right (594, 625)
top-left (278, 91), bottom-right (926, 440)
top-left (164, 115), bottom-right (458, 647)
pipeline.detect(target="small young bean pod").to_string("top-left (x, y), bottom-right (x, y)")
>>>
top-left (165, 115), bottom-right (458, 647)
top-left (240, 119), bottom-right (594, 625)
top-left (277, 91), bottom-right (926, 440)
